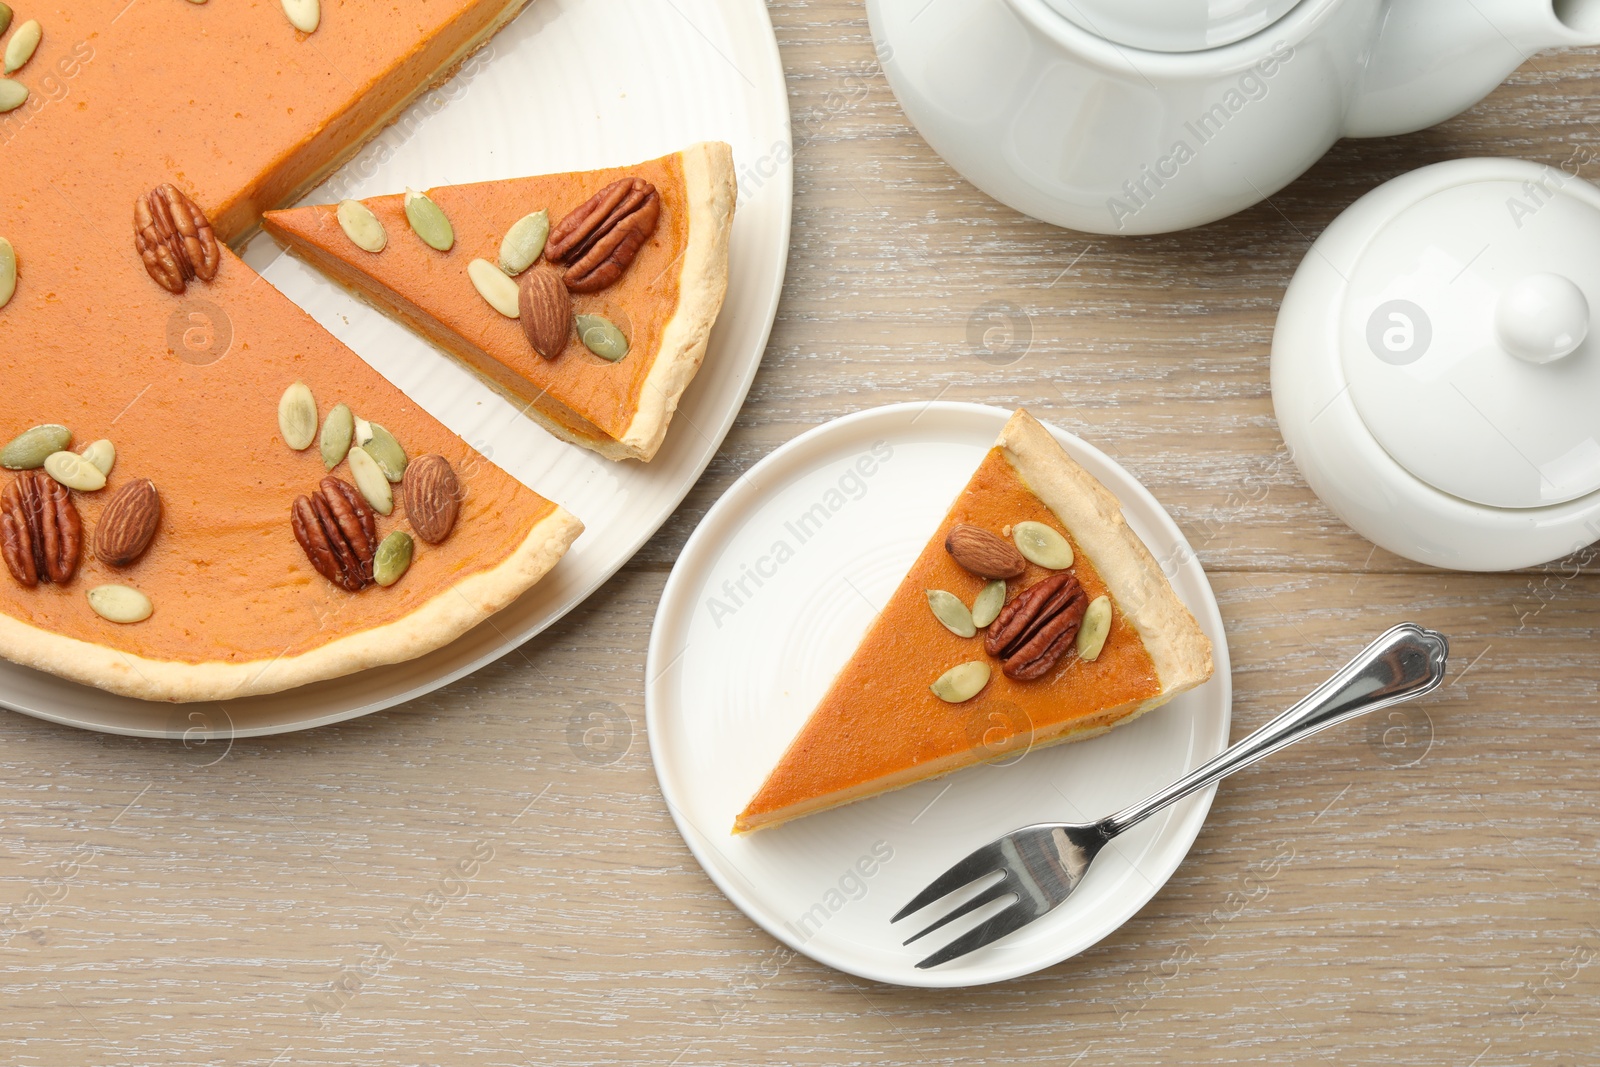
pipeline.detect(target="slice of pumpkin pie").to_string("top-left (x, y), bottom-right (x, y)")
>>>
top-left (263, 143), bottom-right (736, 462)
top-left (734, 409), bottom-right (1214, 833)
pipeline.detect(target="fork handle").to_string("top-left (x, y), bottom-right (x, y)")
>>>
top-left (1099, 623), bottom-right (1449, 838)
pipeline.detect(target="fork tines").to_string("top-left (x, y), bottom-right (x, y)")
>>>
top-left (891, 842), bottom-right (1030, 969)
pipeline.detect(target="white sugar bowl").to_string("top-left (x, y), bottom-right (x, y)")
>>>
top-left (1273, 158), bottom-right (1600, 571)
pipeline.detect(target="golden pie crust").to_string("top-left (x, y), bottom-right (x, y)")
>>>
top-left (0, 509), bottom-right (580, 703)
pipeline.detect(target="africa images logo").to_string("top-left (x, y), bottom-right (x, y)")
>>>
top-left (1365, 299), bottom-right (1432, 366)
top-left (1106, 42), bottom-right (1294, 230)
top-left (703, 441), bottom-right (894, 629)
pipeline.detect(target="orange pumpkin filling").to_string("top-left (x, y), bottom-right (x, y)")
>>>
top-left (737, 446), bottom-right (1166, 833)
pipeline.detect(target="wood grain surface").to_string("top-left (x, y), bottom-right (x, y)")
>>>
top-left (5, 4), bottom-right (1600, 1064)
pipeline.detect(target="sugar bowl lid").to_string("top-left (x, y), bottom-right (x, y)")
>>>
top-left (1336, 160), bottom-right (1600, 509)
top-left (1040, 0), bottom-right (1303, 53)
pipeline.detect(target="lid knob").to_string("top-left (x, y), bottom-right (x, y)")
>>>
top-left (1495, 273), bottom-right (1590, 365)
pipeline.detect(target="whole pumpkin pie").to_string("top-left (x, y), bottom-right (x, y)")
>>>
top-left (735, 410), bottom-right (1214, 833)
top-left (0, 0), bottom-right (585, 702)
top-left (262, 144), bottom-right (737, 462)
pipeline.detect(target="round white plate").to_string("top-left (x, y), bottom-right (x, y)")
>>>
top-left (646, 403), bottom-right (1232, 987)
top-left (0, 0), bottom-right (791, 738)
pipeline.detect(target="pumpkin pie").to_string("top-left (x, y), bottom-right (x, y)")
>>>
top-left (0, 0), bottom-right (585, 702)
top-left (261, 144), bottom-right (737, 462)
top-left (735, 410), bottom-right (1214, 833)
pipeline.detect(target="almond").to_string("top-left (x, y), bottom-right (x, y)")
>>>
top-left (404, 454), bottom-right (461, 544)
top-left (945, 523), bottom-right (1025, 579)
top-left (93, 478), bottom-right (161, 567)
top-left (518, 264), bottom-right (570, 359)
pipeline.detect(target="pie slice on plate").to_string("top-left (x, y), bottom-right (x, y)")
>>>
top-left (263, 144), bottom-right (737, 462)
top-left (734, 409), bottom-right (1214, 833)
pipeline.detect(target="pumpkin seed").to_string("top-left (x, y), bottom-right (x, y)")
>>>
top-left (576, 314), bottom-right (628, 361)
top-left (0, 79), bottom-right (26, 114)
top-left (346, 446), bottom-right (392, 514)
top-left (404, 188), bottom-right (453, 251)
top-left (320, 403), bottom-right (353, 469)
top-left (281, 0), bottom-right (319, 33)
top-left (498, 209), bottom-right (549, 275)
top-left (971, 579), bottom-right (1006, 628)
top-left (44, 450), bottom-right (106, 491)
top-left (80, 439), bottom-right (115, 477)
top-left (1014, 520), bottom-right (1073, 569)
top-left (88, 584), bottom-right (153, 624)
top-left (926, 589), bottom-right (976, 638)
top-left (0, 236), bottom-right (14, 309)
top-left (335, 199), bottom-right (387, 253)
top-left (4, 18), bottom-right (39, 74)
top-left (361, 422), bottom-right (407, 482)
top-left (1, 423), bottom-right (70, 469)
top-left (277, 381), bottom-right (317, 450)
top-left (468, 257), bottom-right (519, 318)
top-left (1076, 596), bottom-right (1112, 662)
top-left (44, 446), bottom-right (104, 489)
top-left (931, 661), bottom-right (991, 704)
top-left (0, 6), bottom-right (12, 36)
top-left (373, 530), bottom-right (414, 587)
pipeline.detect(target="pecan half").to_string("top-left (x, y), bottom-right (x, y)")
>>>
top-left (1, 470), bottom-right (82, 588)
top-left (546, 177), bottom-right (660, 293)
top-left (291, 476), bottom-right (378, 592)
top-left (134, 183), bottom-right (221, 294)
top-left (984, 572), bottom-right (1087, 681)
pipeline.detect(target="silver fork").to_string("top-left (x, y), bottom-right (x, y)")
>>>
top-left (892, 622), bottom-right (1450, 969)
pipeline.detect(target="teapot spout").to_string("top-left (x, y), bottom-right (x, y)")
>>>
top-left (1345, 0), bottom-right (1600, 138)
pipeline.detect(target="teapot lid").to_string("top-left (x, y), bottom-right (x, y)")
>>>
top-left (1042, 0), bottom-right (1303, 52)
top-left (1336, 161), bottom-right (1600, 509)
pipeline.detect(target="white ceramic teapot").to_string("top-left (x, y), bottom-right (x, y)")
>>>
top-left (867, 0), bottom-right (1600, 234)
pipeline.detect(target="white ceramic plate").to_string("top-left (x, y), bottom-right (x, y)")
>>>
top-left (646, 403), bottom-right (1232, 987)
top-left (0, 0), bottom-right (791, 738)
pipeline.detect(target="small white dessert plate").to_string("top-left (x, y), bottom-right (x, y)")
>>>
top-left (646, 402), bottom-right (1232, 987)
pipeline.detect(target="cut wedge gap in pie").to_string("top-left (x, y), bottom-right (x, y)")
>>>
top-left (734, 409), bottom-right (1215, 833)
top-left (263, 143), bottom-right (737, 463)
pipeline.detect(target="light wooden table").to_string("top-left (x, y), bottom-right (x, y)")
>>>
top-left (5, 6), bottom-right (1600, 1064)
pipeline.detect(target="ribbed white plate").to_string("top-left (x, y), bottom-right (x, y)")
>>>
top-left (0, 0), bottom-right (790, 737)
top-left (646, 403), bottom-right (1232, 987)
